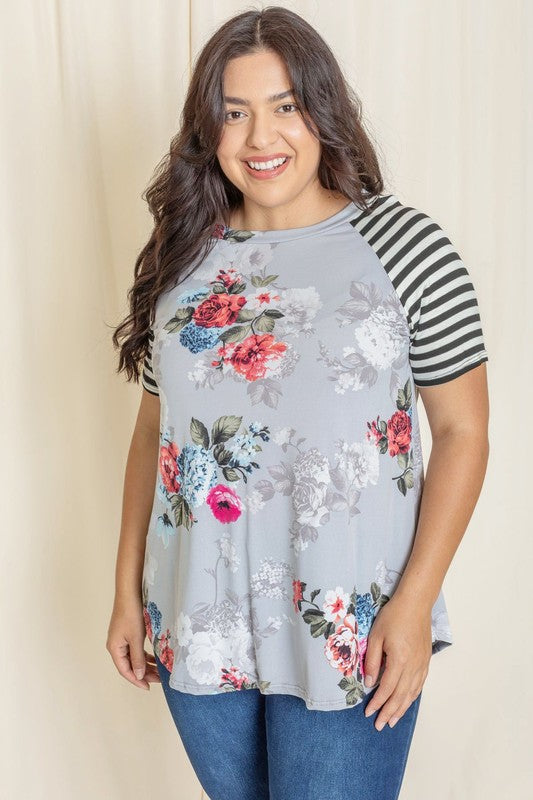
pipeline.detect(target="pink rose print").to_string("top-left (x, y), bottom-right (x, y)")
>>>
top-left (324, 613), bottom-right (359, 677)
top-left (206, 484), bottom-right (243, 522)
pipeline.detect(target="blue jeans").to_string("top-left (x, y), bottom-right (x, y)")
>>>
top-left (154, 652), bottom-right (422, 800)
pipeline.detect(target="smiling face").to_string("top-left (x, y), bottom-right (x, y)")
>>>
top-left (216, 49), bottom-right (330, 229)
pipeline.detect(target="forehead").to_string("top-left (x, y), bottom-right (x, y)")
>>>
top-left (222, 51), bottom-right (293, 103)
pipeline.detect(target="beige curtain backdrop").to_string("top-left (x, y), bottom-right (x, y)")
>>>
top-left (1, 1), bottom-right (530, 798)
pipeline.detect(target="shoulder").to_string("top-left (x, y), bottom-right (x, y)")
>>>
top-left (348, 192), bottom-right (461, 269)
top-left (348, 192), bottom-right (480, 317)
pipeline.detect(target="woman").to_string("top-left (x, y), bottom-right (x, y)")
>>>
top-left (107, 7), bottom-right (490, 800)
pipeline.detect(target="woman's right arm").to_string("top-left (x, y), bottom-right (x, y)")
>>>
top-left (106, 389), bottom-right (162, 690)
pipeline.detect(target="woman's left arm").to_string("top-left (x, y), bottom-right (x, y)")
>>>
top-left (363, 361), bottom-right (490, 731)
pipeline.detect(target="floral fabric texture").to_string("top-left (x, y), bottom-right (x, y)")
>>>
top-left (140, 194), bottom-right (489, 711)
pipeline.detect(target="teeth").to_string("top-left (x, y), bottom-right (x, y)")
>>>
top-left (246, 157), bottom-right (288, 171)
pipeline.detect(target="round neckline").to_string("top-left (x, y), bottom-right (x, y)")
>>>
top-left (216, 199), bottom-right (361, 243)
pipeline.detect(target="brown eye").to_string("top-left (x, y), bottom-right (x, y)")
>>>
top-left (225, 110), bottom-right (245, 121)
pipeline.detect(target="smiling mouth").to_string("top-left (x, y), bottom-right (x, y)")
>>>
top-left (244, 157), bottom-right (290, 171)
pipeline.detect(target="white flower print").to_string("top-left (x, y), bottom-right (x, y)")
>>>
top-left (227, 618), bottom-right (256, 675)
top-left (242, 488), bottom-right (266, 514)
top-left (253, 432), bottom-right (381, 554)
top-left (174, 611), bottom-right (193, 646)
top-left (186, 630), bottom-right (232, 684)
top-left (250, 557), bottom-right (294, 600)
top-left (318, 283), bottom-right (409, 393)
top-left (276, 286), bottom-right (323, 337)
top-left (217, 532), bottom-right (240, 573)
top-left (293, 447), bottom-right (331, 486)
top-left (354, 303), bottom-right (406, 369)
top-left (292, 478), bottom-right (330, 528)
top-left (273, 427), bottom-right (294, 446)
top-left (265, 616), bottom-right (283, 632)
top-left (333, 439), bottom-right (380, 491)
top-left (143, 552), bottom-right (158, 586)
top-left (323, 587), bottom-right (351, 623)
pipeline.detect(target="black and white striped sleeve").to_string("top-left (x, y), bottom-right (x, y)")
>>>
top-left (349, 194), bottom-right (489, 387)
top-left (141, 328), bottom-right (159, 395)
top-left (403, 216), bottom-right (489, 387)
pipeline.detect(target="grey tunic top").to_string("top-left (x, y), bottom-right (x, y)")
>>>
top-left (140, 193), bottom-right (489, 711)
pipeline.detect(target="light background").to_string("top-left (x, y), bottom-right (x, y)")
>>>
top-left (1, 1), bottom-right (530, 798)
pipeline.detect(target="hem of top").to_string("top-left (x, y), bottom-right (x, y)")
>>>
top-left (161, 636), bottom-right (453, 711)
top-left (142, 383), bottom-right (159, 396)
top-left (166, 678), bottom-right (364, 711)
top-left (413, 354), bottom-right (488, 387)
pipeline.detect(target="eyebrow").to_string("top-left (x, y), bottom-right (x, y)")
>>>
top-left (223, 89), bottom-right (295, 106)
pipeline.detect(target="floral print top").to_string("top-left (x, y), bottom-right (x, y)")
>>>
top-left (140, 193), bottom-right (489, 711)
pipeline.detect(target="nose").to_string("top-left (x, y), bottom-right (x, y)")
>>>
top-left (245, 112), bottom-right (279, 151)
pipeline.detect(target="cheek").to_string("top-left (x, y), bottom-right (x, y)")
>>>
top-left (284, 120), bottom-right (321, 156)
top-left (216, 129), bottom-right (242, 161)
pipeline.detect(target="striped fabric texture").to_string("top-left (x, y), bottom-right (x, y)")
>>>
top-left (349, 194), bottom-right (488, 386)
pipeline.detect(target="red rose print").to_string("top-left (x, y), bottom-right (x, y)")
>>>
top-left (159, 629), bottom-right (174, 671)
top-left (365, 416), bottom-right (383, 445)
top-left (220, 666), bottom-right (246, 690)
top-left (143, 607), bottom-right (153, 643)
top-left (159, 441), bottom-right (181, 494)
top-left (227, 333), bottom-right (287, 381)
top-left (292, 579), bottom-right (304, 613)
top-left (255, 291), bottom-right (281, 305)
top-left (386, 410), bottom-right (412, 456)
top-left (212, 223), bottom-right (226, 239)
top-left (216, 268), bottom-right (242, 289)
top-left (193, 293), bottom-right (246, 328)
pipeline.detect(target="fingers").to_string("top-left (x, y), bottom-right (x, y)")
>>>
top-left (364, 655), bottom-right (427, 731)
top-left (130, 640), bottom-right (148, 682)
top-left (108, 640), bottom-right (152, 690)
top-left (364, 655), bottom-right (404, 729)
top-left (363, 632), bottom-right (385, 690)
top-left (367, 673), bottom-right (422, 731)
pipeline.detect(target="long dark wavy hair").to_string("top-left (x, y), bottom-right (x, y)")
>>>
top-left (112, 5), bottom-right (386, 387)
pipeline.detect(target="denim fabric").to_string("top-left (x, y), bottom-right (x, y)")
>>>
top-left (155, 651), bottom-right (422, 800)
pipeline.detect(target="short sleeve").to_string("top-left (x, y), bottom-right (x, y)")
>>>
top-left (406, 218), bottom-right (489, 387)
top-left (141, 328), bottom-right (160, 395)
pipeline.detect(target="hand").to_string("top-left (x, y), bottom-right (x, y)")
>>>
top-left (362, 593), bottom-right (432, 731)
top-left (106, 596), bottom-right (161, 690)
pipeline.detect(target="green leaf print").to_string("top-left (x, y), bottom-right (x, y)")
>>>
top-left (251, 273), bottom-right (279, 287)
top-left (218, 324), bottom-right (251, 344)
top-left (163, 307), bottom-right (194, 333)
top-left (253, 313), bottom-right (276, 333)
top-left (212, 443), bottom-right (233, 465)
top-left (397, 379), bottom-right (412, 411)
top-left (190, 417), bottom-right (210, 449)
top-left (171, 493), bottom-right (195, 532)
top-left (222, 467), bottom-right (241, 482)
top-left (235, 308), bottom-right (257, 322)
top-left (211, 415), bottom-right (243, 445)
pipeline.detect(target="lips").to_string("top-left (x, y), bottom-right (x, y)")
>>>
top-left (241, 154), bottom-right (291, 163)
top-left (242, 157), bottom-right (291, 179)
